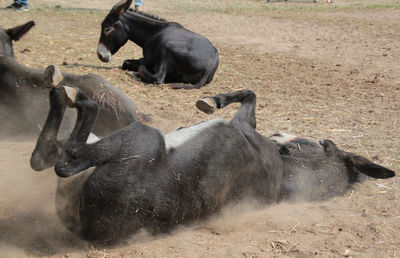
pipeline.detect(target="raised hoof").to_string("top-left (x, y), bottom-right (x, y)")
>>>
top-left (44, 65), bottom-right (63, 88)
top-left (196, 97), bottom-right (216, 114)
top-left (63, 86), bottom-right (78, 108)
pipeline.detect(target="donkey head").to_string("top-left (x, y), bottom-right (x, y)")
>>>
top-left (0, 21), bottom-right (35, 57)
top-left (270, 133), bottom-right (396, 201)
top-left (97, 0), bottom-right (132, 62)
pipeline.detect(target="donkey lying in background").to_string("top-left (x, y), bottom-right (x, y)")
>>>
top-left (97, 0), bottom-right (219, 89)
top-left (0, 20), bottom-right (35, 58)
top-left (0, 59), bottom-right (137, 140)
top-left (31, 84), bottom-right (395, 245)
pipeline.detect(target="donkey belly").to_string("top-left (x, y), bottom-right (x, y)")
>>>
top-left (164, 118), bottom-right (226, 150)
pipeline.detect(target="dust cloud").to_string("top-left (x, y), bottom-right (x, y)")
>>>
top-left (0, 138), bottom-right (319, 257)
top-left (0, 133), bottom-right (386, 257)
top-left (0, 140), bottom-right (85, 257)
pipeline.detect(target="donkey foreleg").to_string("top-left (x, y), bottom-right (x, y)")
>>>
top-left (122, 58), bottom-right (144, 72)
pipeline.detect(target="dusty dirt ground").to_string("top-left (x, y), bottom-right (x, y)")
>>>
top-left (0, 0), bottom-right (399, 257)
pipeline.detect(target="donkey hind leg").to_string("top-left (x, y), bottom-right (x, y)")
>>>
top-left (169, 66), bottom-right (216, 90)
top-left (122, 58), bottom-right (144, 72)
top-left (64, 86), bottom-right (98, 146)
top-left (30, 87), bottom-right (67, 171)
top-left (30, 65), bottom-right (69, 171)
top-left (169, 74), bottom-right (208, 90)
top-left (137, 62), bottom-right (167, 84)
top-left (196, 90), bottom-right (256, 129)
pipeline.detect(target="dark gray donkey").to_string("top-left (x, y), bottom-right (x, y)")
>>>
top-left (32, 87), bottom-right (283, 245)
top-left (31, 85), bottom-right (395, 246)
top-left (97, 0), bottom-right (219, 89)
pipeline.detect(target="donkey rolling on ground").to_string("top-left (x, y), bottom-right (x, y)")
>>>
top-left (31, 82), bottom-right (395, 245)
top-left (32, 87), bottom-right (284, 245)
top-left (97, 0), bottom-right (219, 89)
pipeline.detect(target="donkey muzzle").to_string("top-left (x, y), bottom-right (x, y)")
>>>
top-left (97, 43), bottom-right (112, 62)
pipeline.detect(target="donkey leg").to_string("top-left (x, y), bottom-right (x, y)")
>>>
top-left (64, 86), bottom-right (98, 145)
top-left (31, 65), bottom-right (70, 171)
top-left (170, 65), bottom-right (216, 90)
top-left (196, 90), bottom-right (257, 129)
top-left (122, 58), bottom-right (144, 72)
top-left (230, 90), bottom-right (257, 129)
top-left (55, 86), bottom-right (99, 177)
top-left (169, 74), bottom-right (207, 90)
top-left (137, 62), bottom-right (167, 84)
top-left (30, 86), bottom-right (67, 171)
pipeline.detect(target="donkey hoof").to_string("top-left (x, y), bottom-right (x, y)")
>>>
top-left (196, 97), bottom-right (216, 114)
top-left (122, 60), bottom-right (140, 71)
top-left (44, 65), bottom-right (63, 88)
top-left (63, 86), bottom-right (78, 107)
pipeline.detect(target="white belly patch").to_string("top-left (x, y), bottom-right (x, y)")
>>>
top-left (269, 133), bottom-right (297, 145)
top-left (165, 118), bottom-right (225, 150)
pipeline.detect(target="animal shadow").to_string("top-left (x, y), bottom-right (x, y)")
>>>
top-left (62, 62), bottom-right (121, 70)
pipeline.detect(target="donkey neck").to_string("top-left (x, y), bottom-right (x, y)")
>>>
top-left (121, 11), bottom-right (170, 48)
top-left (0, 57), bottom-right (44, 86)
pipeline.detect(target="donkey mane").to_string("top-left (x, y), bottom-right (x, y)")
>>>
top-left (125, 9), bottom-right (168, 23)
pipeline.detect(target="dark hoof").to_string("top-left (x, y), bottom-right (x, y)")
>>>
top-left (122, 60), bottom-right (140, 71)
top-left (196, 97), bottom-right (216, 114)
top-left (121, 61), bottom-right (129, 70)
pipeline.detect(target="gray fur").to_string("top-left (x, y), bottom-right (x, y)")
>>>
top-left (270, 133), bottom-right (396, 201)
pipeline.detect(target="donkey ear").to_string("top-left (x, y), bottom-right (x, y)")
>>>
top-left (111, 0), bottom-right (133, 16)
top-left (345, 154), bottom-right (396, 179)
top-left (6, 21), bottom-right (35, 41)
top-left (321, 139), bottom-right (340, 157)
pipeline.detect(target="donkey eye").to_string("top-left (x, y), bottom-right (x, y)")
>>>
top-left (104, 27), bottom-right (114, 35)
